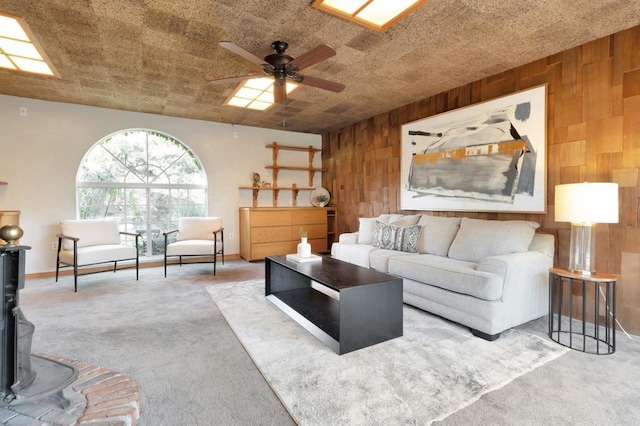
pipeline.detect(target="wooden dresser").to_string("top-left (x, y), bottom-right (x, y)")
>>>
top-left (239, 207), bottom-right (336, 261)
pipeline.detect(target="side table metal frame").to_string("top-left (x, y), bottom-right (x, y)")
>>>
top-left (548, 267), bottom-right (617, 355)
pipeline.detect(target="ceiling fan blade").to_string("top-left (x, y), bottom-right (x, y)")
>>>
top-left (208, 74), bottom-right (259, 85)
top-left (274, 81), bottom-right (287, 104)
top-left (289, 44), bottom-right (336, 71)
top-left (298, 75), bottom-right (345, 93)
top-left (219, 41), bottom-right (268, 67)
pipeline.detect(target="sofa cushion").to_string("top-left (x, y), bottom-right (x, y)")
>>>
top-left (373, 221), bottom-right (422, 253)
top-left (378, 214), bottom-right (405, 224)
top-left (418, 215), bottom-right (461, 256)
top-left (358, 217), bottom-right (377, 245)
top-left (448, 218), bottom-right (539, 262)
top-left (389, 214), bottom-right (421, 227)
top-left (388, 254), bottom-right (505, 301)
top-left (60, 219), bottom-right (121, 250)
top-left (369, 248), bottom-right (413, 273)
top-left (331, 243), bottom-right (376, 268)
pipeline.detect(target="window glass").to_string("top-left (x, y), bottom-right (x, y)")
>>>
top-left (77, 129), bottom-right (207, 256)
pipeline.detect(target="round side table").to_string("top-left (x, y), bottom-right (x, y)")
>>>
top-left (548, 267), bottom-right (617, 355)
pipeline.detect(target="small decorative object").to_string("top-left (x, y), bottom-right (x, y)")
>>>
top-left (0, 224), bottom-right (24, 246)
top-left (297, 227), bottom-right (311, 258)
top-left (262, 182), bottom-right (271, 188)
top-left (310, 187), bottom-right (331, 207)
top-left (252, 172), bottom-right (261, 187)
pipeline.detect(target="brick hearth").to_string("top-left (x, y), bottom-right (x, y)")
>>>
top-left (0, 355), bottom-right (140, 425)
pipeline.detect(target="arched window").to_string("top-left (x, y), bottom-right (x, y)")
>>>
top-left (77, 129), bottom-right (207, 257)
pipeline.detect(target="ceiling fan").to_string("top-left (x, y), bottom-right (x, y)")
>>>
top-left (211, 40), bottom-right (345, 104)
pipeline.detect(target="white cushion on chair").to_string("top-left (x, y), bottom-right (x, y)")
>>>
top-left (166, 240), bottom-right (218, 256)
top-left (60, 219), bottom-right (121, 250)
top-left (177, 217), bottom-right (222, 241)
top-left (59, 245), bottom-right (137, 266)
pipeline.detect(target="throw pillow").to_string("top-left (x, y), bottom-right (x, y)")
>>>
top-left (358, 217), bottom-right (377, 245)
top-left (373, 221), bottom-right (422, 253)
top-left (397, 224), bottom-right (422, 253)
top-left (447, 218), bottom-right (540, 262)
top-left (373, 220), bottom-right (396, 250)
top-left (417, 215), bottom-right (462, 256)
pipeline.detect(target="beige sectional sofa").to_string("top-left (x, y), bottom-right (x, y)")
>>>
top-left (331, 214), bottom-right (554, 340)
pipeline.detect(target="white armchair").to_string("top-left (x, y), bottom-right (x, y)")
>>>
top-left (163, 217), bottom-right (224, 277)
top-left (56, 219), bottom-right (141, 292)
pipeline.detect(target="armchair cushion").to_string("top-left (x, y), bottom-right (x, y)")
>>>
top-left (166, 240), bottom-right (217, 256)
top-left (60, 219), bottom-right (121, 249)
top-left (177, 217), bottom-right (222, 241)
top-left (59, 245), bottom-right (137, 266)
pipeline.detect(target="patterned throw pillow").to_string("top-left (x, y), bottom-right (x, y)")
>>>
top-left (397, 224), bottom-right (422, 253)
top-left (373, 220), bottom-right (397, 250)
top-left (373, 221), bottom-right (422, 253)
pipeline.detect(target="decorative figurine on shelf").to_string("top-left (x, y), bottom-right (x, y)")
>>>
top-left (315, 194), bottom-right (329, 207)
top-left (297, 228), bottom-right (311, 258)
top-left (262, 182), bottom-right (271, 188)
top-left (0, 224), bottom-right (23, 246)
top-left (252, 172), bottom-right (261, 187)
top-left (310, 187), bottom-right (331, 207)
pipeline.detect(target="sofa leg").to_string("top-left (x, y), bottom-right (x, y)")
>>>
top-left (470, 329), bottom-right (500, 341)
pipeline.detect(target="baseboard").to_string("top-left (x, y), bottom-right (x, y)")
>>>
top-left (26, 253), bottom-right (242, 279)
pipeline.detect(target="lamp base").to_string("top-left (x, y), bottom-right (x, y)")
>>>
top-left (569, 223), bottom-right (596, 276)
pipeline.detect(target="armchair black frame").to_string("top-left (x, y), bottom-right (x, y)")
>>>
top-left (55, 231), bottom-right (141, 292)
top-left (163, 228), bottom-right (224, 277)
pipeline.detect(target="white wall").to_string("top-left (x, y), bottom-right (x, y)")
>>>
top-left (0, 95), bottom-right (321, 274)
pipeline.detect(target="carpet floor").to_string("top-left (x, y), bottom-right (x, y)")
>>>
top-left (19, 259), bottom-right (640, 425)
top-left (208, 280), bottom-right (568, 425)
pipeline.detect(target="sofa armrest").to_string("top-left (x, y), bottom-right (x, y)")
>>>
top-left (478, 251), bottom-right (553, 328)
top-left (338, 232), bottom-right (359, 244)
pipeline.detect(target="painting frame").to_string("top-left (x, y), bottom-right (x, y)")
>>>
top-left (400, 85), bottom-right (547, 213)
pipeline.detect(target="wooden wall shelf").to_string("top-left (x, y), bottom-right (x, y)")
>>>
top-left (240, 142), bottom-right (325, 207)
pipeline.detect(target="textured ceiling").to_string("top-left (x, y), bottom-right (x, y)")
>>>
top-left (1, 0), bottom-right (640, 134)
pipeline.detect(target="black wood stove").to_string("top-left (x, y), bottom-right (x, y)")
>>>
top-left (1, 245), bottom-right (78, 406)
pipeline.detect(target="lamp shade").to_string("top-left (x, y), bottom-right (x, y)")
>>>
top-left (555, 182), bottom-right (619, 224)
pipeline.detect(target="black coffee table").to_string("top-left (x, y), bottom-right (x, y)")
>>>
top-left (265, 255), bottom-right (403, 355)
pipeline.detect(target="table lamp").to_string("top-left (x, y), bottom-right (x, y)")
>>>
top-left (555, 182), bottom-right (619, 275)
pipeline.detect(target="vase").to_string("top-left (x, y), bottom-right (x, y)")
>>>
top-left (297, 237), bottom-right (311, 258)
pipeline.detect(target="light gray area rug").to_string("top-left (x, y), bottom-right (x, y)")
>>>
top-left (208, 280), bottom-right (569, 425)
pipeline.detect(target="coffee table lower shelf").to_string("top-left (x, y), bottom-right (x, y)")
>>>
top-left (267, 289), bottom-right (340, 353)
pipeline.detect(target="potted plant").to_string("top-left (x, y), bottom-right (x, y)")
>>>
top-left (315, 194), bottom-right (329, 207)
top-left (297, 228), bottom-right (311, 258)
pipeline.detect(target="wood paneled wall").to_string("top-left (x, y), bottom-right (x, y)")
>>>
top-left (322, 25), bottom-right (640, 335)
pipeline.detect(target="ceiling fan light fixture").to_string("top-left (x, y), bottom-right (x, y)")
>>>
top-left (224, 78), bottom-right (299, 111)
top-left (0, 12), bottom-right (59, 77)
top-left (312, 0), bottom-right (426, 32)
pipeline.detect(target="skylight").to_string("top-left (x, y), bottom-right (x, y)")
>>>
top-left (312, 0), bottom-right (426, 32)
top-left (0, 12), bottom-right (59, 77)
top-left (224, 78), bottom-right (299, 111)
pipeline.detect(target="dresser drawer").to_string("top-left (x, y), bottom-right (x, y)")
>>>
top-left (251, 211), bottom-right (291, 227)
top-left (252, 226), bottom-right (291, 243)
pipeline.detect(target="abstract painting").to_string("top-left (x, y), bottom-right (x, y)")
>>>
top-left (400, 85), bottom-right (546, 212)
